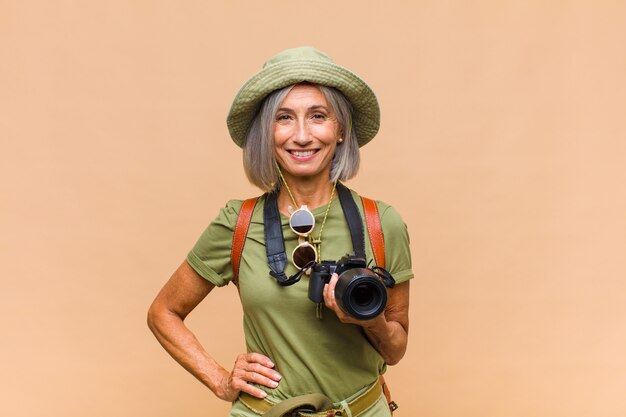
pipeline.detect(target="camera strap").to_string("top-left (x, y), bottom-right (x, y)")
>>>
top-left (336, 182), bottom-right (366, 260)
top-left (263, 191), bottom-right (292, 285)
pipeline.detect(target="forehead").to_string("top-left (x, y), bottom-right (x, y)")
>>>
top-left (280, 84), bottom-right (329, 108)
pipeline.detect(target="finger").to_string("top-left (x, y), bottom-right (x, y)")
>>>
top-left (235, 379), bottom-right (269, 399)
top-left (323, 273), bottom-right (339, 308)
top-left (241, 362), bottom-right (282, 382)
top-left (234, 368), bottom-right (281, 389)
top-left (329, 272), bottom-right (339, 292)
top-left (323, 283), bottom-right (333, 308)
top-left (237, 354), bottom-right (282, 381)
top-left (242, 352), bottom-right (275, 368)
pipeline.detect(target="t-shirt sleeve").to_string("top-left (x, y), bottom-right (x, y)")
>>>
top-left (379, 203), bottom-right (414, 284)
top-left (186, 200), bottom-right (243, 287)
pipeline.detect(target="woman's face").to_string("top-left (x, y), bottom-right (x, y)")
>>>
top-left (273, 84), bottom-right (340, 182)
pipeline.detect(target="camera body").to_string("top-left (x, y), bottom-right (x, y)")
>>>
top-left (308, 255), bottom-right (390, 320)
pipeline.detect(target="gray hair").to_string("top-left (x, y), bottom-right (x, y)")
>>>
top-left (242, 83), bottom-right (360, 192)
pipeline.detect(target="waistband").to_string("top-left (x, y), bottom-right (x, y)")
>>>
top-left (239, 379), bottom-right (383, 417)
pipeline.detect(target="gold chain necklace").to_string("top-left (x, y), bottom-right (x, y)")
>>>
top-left (276, 164), bottom-right (336, 261)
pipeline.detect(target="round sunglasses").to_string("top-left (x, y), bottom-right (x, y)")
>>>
top-left (289, 205), bottom-right (318, 270)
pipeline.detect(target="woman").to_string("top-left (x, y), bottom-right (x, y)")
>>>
top-left (148, 47), bottom-right (413, 417)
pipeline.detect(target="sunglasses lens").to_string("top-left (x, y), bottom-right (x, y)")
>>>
top-left (291, 209), bottom-right (314, 235)
top-left (293, 244), bottom-right (316, 269)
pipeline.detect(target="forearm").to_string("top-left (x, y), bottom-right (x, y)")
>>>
top-left (363, 315), bottom-right (408, 366)
top-left (323, 277), bottom-right (410, 365)
top-left (147, 308), bottom-right (228, 396)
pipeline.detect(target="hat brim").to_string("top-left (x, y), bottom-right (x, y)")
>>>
top-left (227, 59), bottom-right (380, 148)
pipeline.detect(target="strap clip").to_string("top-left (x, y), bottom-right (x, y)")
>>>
top-left (389, 400), bottom-right (399, 412)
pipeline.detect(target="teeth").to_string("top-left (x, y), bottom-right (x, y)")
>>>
top-left (292, 150), bottom-right (315, 157)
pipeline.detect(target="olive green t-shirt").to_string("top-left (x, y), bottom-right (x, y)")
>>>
top-left (187, 190), bottom-right (413, 402)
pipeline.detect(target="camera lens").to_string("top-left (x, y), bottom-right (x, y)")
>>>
top-left (335, 268), bottom-right (388, 320)
top-left (352, 284), bottom-right (376, 307)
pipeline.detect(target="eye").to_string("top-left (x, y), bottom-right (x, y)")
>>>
top-left (311, 113), bottom-right (326, 120)
top-left (276, 114), bottom-right (292, 121)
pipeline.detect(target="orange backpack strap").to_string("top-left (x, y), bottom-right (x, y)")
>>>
top-left (361, 196), bottom-right (385, 269)
top-left (363, 198), bottom-right (398, 413)
top-left (379, 375), bottom-right (398, 413)
top-left (231, 197), bottom-right (259, 287)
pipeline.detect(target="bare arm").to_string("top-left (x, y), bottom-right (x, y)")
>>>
top-left (323, 277), bottom-right (410, 365)
top-left (147, 260), bottom-right (281, 400)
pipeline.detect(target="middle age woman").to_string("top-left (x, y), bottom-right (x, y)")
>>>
top-left (148, 46), bottom-right (413, 417)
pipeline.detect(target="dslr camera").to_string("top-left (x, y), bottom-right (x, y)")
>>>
top-left (308, 255), bottom-right (395, 320)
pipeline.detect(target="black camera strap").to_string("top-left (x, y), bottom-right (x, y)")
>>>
top-left (263, 192), bottom-right (291, 285)
top-left (336, 182), bottom-right (366, 260)
top-left (371, 266), bottom-right (396, 288)
top-left (263, 182), bottom-right (366, 285)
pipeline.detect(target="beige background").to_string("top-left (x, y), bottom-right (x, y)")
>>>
top-left (2, 1), bottom-right (625, 416)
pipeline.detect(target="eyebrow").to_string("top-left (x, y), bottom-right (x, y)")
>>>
top-left (277, 105), bottom-right (330, 112)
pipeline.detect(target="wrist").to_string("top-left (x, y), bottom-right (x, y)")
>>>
top-left (216, 369), bottom-right (239, 401)
top-left (205, 366), bottom-right (230, 396)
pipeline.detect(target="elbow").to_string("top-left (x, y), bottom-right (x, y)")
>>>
top-left (383, 341), bottom-right (408, 366)
top-left (385, 351), bottom-right (406, 366)
top-left (146, 305), bottom-right (156, 333)
top-left (147, 301), bottom-right (184, 336)
top-left (386, 357), bottom-right (401, 366)
top-left (146, 302), bottom-right (162, 335)
top-left (382, 324), bottom-right (409, 366)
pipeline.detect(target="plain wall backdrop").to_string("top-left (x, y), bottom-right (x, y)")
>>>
top-left (1, 1), bottom-right (625, 416)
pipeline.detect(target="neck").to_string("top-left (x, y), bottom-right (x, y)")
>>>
top-left (277, 174), bottom-right (335, 215)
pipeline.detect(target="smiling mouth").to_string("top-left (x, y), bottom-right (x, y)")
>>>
top-left (288, 150), bottom-right (318, 157)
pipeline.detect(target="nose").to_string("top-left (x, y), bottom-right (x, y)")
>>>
top-left (292, 119), bottom-right (312, 146)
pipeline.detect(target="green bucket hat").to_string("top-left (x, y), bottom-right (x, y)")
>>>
top-left (226, 46), bottom-right (380, 148)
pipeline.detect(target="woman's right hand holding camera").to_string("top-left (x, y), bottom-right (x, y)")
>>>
top-left (216, 353), bottom-right (282, 401)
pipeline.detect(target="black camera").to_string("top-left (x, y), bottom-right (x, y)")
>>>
top-left (308, 255), bottom-right (395, 320)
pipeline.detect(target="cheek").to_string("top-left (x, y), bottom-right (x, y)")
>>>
top-left (311, 124), bottom-right (339, 142)
top-left (273, 125), bottom-right (289, 145)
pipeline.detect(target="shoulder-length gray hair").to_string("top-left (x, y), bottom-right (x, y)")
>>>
top-left (242, 83), bottom-right (360, 192)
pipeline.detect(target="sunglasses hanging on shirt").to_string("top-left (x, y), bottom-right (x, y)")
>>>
top-left (289, 205), bottom-right (318, 270)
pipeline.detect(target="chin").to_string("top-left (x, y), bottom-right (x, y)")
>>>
top-left (278, 155), bottom-right (333, 181)
top-left (287, 170), bottom-right (321, 179)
